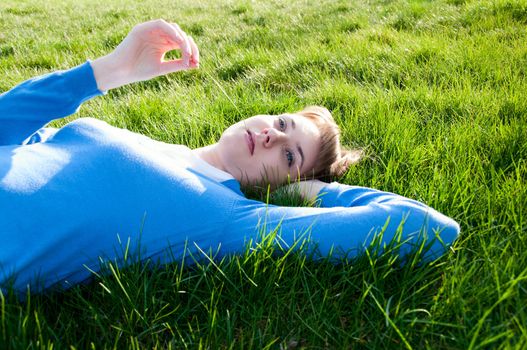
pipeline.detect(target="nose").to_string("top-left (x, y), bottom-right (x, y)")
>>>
top-left (259, 127), bottom-right (286, 148)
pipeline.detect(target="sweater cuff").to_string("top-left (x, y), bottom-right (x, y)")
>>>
top-left (78, 60), bottom-right (107, 97)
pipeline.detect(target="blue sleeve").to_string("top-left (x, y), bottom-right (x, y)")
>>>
top-left (224, 182), bottom-right (460, 263)
top-left (0, 61), bottom-right (104, 145)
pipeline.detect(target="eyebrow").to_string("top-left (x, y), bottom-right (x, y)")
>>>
top-left (297, 144), bottom-right (305, 171)
top-left (290, 118), bottom-right (304, 171)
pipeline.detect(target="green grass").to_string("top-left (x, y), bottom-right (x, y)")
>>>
top-left (1, 0), bottom-right (526, 348)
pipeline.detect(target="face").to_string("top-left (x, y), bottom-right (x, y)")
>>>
top-left (216, 113), bottom-right (321, 187)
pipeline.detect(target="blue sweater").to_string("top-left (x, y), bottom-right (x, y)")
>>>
top-left (0, 62), bottom-right (460, 294)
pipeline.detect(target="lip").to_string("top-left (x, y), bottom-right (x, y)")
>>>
top-left (245, 130), bottom-right (255, 155)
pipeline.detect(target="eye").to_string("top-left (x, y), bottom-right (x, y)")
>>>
top-left (278, 116), bottom-right (286, 131)
top-left (285, 148), bottom-right (295, 167)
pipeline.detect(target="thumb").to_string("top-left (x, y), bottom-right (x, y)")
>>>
top-left (159, 59), bottom-right (192, 74)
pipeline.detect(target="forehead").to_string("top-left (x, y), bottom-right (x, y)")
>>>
top-left (285, 113), bottom-right (321, 173)
top-left (285, 113), bottom-right (318, 134)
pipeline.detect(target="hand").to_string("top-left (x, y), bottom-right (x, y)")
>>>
top-left (281, 179), bottom-right (328, 201)
top-left (91, 19), bottom-right (199, 91)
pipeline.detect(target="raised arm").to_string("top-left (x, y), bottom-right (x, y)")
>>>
top-left (0, 19), bottom-right (199, 146)
top-left (223, 181), bottom-right (460, 263)
top-left (90, 19), bottom-right (199, 91)
top-left (0, 62), bottom-right (103, 145)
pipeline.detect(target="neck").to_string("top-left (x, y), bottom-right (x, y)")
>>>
top-left (192, 143), bottom-right (227, 173)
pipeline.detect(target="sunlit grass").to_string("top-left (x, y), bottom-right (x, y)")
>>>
top-left (0, 0), bottom-right (526, 348)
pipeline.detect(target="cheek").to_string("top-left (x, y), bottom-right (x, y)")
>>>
top-left (256, 152), bottom-right (288, 183)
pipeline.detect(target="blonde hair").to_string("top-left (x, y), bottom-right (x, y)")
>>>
top-left (297, 106), bottom-right (362, 181)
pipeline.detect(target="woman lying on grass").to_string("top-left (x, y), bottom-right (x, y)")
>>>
top-left (0, 19), bottom-right (460, 295)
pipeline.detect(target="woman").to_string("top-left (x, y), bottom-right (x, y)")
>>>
top-left (0, 20), bottom-right (459, 294)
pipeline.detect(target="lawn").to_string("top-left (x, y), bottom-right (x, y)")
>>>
top-left (0, 0), bottom-right (526, 348)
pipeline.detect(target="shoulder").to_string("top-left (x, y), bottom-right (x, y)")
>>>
top-left (53, 117), bottom-right (144, 145)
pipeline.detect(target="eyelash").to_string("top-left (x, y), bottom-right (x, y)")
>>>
top-left (279, 117), bottom-right (286, 131)
top-left (285, 149), bottom-right (294, 167)
top-left (278, 116), bottom-right (295, 167)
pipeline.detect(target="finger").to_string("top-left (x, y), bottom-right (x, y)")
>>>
top-left (159, 58), bottom-right (190, 75)
top-left (149, 20), bottom-right (191, 65)
top-left (170, 22), bottom-right (191, 66)
top-left (188, 36), bottom-right (200, 68)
